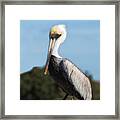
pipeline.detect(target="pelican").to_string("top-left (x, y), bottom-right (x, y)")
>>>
top-left (44, 24), bottom-right (92, 100)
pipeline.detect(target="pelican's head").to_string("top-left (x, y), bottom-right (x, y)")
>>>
top-left (44, 24), bottom-right (67, 75)
top-left (50, 24), bottom-right (67, 43)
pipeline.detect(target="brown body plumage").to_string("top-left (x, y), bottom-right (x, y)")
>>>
top-left (48, 55), bottom-right (92, 100)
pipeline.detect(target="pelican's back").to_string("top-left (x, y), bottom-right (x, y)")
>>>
top-left (60, 59), bottom-right (92, 100)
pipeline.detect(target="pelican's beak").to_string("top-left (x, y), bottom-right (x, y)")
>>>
top-left (44, 38), bottom-right (55, 75)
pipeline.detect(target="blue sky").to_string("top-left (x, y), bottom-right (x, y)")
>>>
top-left (20, 20), bottom-right (100, 80)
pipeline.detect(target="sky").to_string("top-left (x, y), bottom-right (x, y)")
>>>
top-left (20, 20), bottom-right (100, 80)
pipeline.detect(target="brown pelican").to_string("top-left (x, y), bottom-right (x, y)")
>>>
top-left (44, 24), bottom-right (92, 100)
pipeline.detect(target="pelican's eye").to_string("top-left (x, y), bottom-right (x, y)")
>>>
top-left (50, 33), bottom-right (62, 40)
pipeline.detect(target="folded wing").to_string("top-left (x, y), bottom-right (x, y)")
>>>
top-left (60, 59), bottom-right (92, 100)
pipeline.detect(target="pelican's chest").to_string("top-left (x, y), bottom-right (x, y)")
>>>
top-left (48, 55), bottom-right (62, 77)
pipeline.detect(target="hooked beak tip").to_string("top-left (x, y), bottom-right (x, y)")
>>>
top-left (44, 71), bottom-right (47, 75)
top-left (44, 65), bottom-right (48, 75)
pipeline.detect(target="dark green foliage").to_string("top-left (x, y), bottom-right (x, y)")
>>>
top-left (20, 67), bottom-right (100, 100)
top-left (85, 70), bottom-right (100, 100)
top-left (90, 79), bottom-right (100, 100)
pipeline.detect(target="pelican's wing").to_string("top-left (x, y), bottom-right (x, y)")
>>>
top-left (60, 59), bottom-right (92, 100)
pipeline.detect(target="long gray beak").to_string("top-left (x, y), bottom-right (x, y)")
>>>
top-left (44, 38), bottom-right (55, 75)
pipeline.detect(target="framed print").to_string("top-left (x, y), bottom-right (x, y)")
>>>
top-left (0, 0), bottom-right (119, 119)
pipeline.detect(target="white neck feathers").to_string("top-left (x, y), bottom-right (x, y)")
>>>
top-left (52, 39), bottom-right (62, 58)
